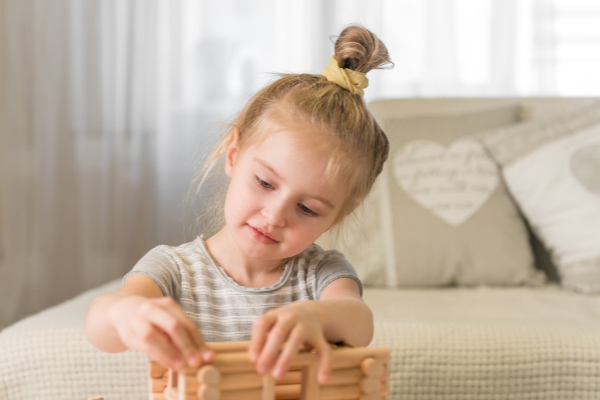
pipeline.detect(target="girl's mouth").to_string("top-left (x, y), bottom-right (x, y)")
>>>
top-left (247, 224), bottom-right (279, 244)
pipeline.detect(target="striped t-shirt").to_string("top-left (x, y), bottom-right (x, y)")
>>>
top-left (123, 235), bottom-right (362, 342)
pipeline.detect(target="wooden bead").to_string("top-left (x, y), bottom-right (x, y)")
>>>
top-left (197, 384), bottom-right (221, 400)
top-left (360, 357), bottom-right (384, 378)
top-left (197, 364), bottom-right (221, 386)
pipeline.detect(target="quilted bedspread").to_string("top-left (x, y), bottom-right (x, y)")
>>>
top-left (1, 280), bottom-right (600, 400)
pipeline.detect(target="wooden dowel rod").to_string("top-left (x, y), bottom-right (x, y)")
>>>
top-left (206, 341), bottom-right (250, 353)
top-left (320, 384), bottom-right (360, 400)
top-left (219, 367), bottom-right (364, 391)
top-left (178, 372), bottom-right (199, 394)
top-left (263, 374), bottom-right (275, 400)
top-left (212, 351), bottom-right (319, 373)
top-left (207, 384), bottom-right (375, 400)
top-left (211, 352), bottom-right (255, 373)
top-left (220, 388), bottom-right (263, 400)
top-left (300, 361), bottom-right (319, 400)
top-left (163, 387), bottom-right (177, 400)
top-left (149, 377), bottom-right (167, 393)
top-left (359, 377), bottom-right (381, 394)
top-left (330, 348), bottom-right (389, 370)
top-left (220, 372), bottom-right (263, 391)
top-left (277, 370), bottom-right (302, 385)
top-left (359, 394), bottom-right (381, 400)
top-left (275, 384), bottom-right (301, 399)
top-left (381, 382), bottom-right (389, 397)
top-left (326, 368), bottom-right (363, 386)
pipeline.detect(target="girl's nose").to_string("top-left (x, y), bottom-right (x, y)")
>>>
top-left (263, 202), bottom-right (286, 227)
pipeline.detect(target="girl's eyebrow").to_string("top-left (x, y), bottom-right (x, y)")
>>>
top-left (253, 157), bottom-right (335, 210)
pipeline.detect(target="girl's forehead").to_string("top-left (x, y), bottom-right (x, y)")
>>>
top-left (247, 129), bottom-right (348, 192)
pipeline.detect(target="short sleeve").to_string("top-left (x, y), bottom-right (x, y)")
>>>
top-left (122, 245), bottom-right (182, 300)
top-left (315, 249), bottom-right (363, 299)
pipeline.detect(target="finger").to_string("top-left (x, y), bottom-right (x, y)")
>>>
top-left (249, 313), bottom-right (276, 363)
top-left (256, 315), bottom-right (295, 375)
top-left (139, 300), bottom-right (201, 367)
top-left (272, 326), bottom-right (304, 379)
top-left (315, 338), bottom-right (333, 384)
top-left (133, 318), bottom-right (182, 371)
top-left (161, 301), bottom-right (212, 363)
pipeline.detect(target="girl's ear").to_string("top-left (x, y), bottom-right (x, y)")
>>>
top-left (225, 126), bottom-right (241, 178)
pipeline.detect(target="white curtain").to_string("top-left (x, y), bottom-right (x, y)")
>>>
top-left (1, 0), bottom-right (597, 329)
top-left (0, 0), bottom-right (160, 328)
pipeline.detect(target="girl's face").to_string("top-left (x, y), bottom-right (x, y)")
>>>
top-left (223, 122), bottom-right (348, 263)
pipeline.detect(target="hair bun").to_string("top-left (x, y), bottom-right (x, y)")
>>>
top-left (334, 25), bottom-right (392, 74)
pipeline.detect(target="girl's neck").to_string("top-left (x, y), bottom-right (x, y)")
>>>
top-left (204, 227), bottom-right (284, 288)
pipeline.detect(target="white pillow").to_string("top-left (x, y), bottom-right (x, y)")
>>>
top-left (480, 100), bottom-right (600, 294)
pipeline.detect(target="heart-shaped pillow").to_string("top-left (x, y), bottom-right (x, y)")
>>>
top-left (393, 139), bottom-right (499, 226)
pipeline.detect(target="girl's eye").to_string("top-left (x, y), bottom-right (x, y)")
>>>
top-left (298, 203), bottom-right (318, 217)
top-left (256, 176), bottom-right (273, 189)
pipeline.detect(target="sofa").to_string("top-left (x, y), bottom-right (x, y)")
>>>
top-left (1, 97), bottom-right (599, 400)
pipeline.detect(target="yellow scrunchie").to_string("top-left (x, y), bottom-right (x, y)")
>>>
top-left (321, 56), bottom-right (369, 95)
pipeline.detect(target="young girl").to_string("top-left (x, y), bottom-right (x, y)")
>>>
top-left (85, 24), bottom-right (391, 385)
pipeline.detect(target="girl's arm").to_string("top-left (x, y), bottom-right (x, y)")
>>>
top-left (248, 278), bottom-right (373, 384)
top-left (314, 278), bottom-right (374, 346)
top-left (85, 274), bottom-right (212, 370)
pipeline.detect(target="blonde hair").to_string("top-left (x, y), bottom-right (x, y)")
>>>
top-left (185, 24), bottom-right (392, 239)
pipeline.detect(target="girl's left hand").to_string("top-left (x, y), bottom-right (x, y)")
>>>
top-left (248, 300), bottom-right (332, 384)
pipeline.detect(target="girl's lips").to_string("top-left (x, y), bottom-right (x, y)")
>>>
top-left (247, 224), bottom-right (279, 244)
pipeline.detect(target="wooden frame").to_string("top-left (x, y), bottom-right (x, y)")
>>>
top-left (147, 341), bottom-right (390, 400)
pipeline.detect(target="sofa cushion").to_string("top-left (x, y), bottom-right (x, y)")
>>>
top-left (479, 100), bottom-right (600, 294)
top-left (321, 105), bottom-right (545, 288)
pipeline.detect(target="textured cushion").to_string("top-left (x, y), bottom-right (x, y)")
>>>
top-left (479, 100), bottom-right (600, 294)
top-left (321, 105), bottom-right (545, 288)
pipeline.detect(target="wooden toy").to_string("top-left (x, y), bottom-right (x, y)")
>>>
top-left (147, 341), bottom-right (390, 400)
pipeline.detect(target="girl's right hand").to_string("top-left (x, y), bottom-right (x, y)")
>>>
top-left (108, 295), bottom-right (213, 371)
